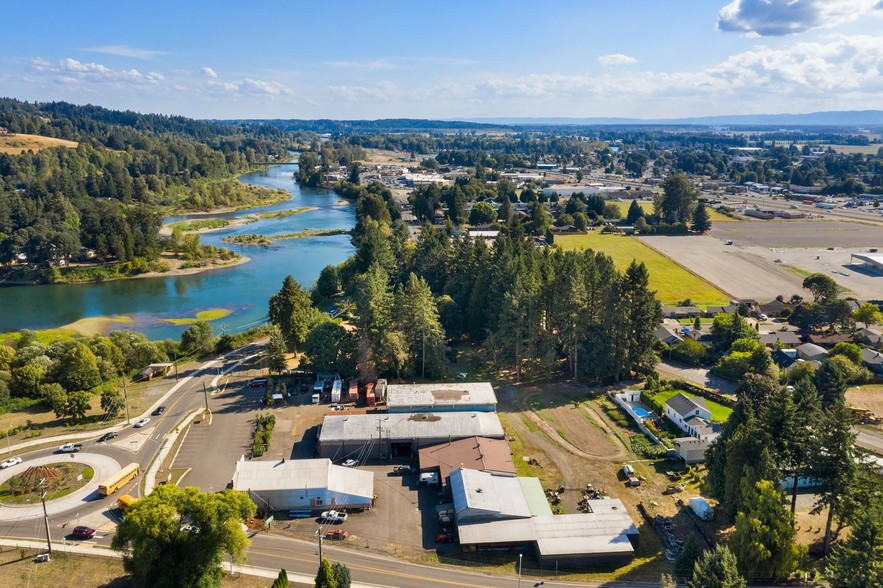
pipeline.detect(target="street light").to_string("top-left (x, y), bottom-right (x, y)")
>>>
top-left (518, 553), bottom-right (523, 588)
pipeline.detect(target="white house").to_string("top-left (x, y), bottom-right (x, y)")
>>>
top-left (665, 394), bottom-right (720, 441)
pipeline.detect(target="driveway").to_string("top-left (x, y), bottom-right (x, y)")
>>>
top-left (657, 360), bottom-right (738, 395)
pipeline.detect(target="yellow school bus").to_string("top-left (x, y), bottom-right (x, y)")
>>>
top-left (98, 462), bottom-right (140, 496)
top-left (118, 494), bottom-right (138, 511)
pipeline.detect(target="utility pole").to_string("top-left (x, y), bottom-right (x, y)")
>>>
top-left (123, 378), bottom-right (130, 425)
top-left (5, 428), bottom-right (10, 454)
top-left (202, 382), bottom-right (209, 411)
top-left (40, 480), bottom-right (52, 556)
top-left (421, 328), bottom-right (426, 379)
top-left (318, 530), bottom-right (324, 564)
top-left (173, 353), bottom-right (179, 382)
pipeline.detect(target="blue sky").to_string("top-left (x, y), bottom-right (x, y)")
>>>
top-left (3, 0), bottom-right (883, 119)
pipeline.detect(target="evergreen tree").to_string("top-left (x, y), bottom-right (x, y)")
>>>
top-left (731, 480), bottom-right (804, 579)
top-left (657, 173), bottom-right (699, 224)
top-left (824, 493), bottom-right (883, 588)
top-left (269, 276), bottom-right (323, 352)
top-left (331, 561), bottom-right (352, 588)
top-left (692, 201), bottom-right (712, 233)
top-left (396, 273), bottom-right (445, 378)
top-left (314, 558), bottom-right (338, 588)
top-left (688, 545), bottom-right (746, 588)
top-left (266, 325), bottom-right (288, 375)
top-left (674, 537), bottom-right (703, 581)
top-left (626, 199), bottom-right (645, 224)
top-left (271, 568), bottom-right (288, 588)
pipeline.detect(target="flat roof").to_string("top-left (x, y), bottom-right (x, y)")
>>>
top-left (231, 458), bottom-right (374, 499)
top-left (318, 412), bottom-right (505, 444)
top-left (452, 468), bottom-right (532, 520)
top-left (386, 382), bottom-right (497, 410)
top-left (518, 477), bottom-right (553, 517)
top-left (418, 436), bottom-right (516, 482)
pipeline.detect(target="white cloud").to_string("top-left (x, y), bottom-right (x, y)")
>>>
top-left (81, 45), bottom-right (166, 59)
top-left (718, 0), bottom-right (883, 36)
top-left (30, 57), bottom-right (165, 85)
top-left (200, 67), bottom-right (218, 79)
top-left (241, 78), bottom-right (290, 95)
top-left (598, 53), bottom-right (638, 66)
top-left (327, 81), bottom-right (397, 100)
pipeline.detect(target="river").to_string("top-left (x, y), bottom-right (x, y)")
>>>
top-left (0, 165), bottom-right (356, 340)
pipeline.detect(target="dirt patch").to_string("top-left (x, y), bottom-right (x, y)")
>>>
top-left (847, 385), bottom-right (883, 417)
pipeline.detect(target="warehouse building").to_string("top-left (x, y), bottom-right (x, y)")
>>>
top-left (850, 253), bottom-right (883, 274)
top-left (418, 436), bottom-right (516, 487)
top-left (231, 458), bottom-right (374, 512)
top-left (385, 382), bottom-right (497, 413)
top-left (317, 412), bottom-right (505, 460)
top-left (450, 468), bottom-right (640, 567)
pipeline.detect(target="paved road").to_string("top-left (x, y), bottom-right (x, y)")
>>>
top-left (855, 427), bottom-right (883, 456)
top-left (656, 360), bottom-right (738, 395)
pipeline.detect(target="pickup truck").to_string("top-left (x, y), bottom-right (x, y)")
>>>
top-left (58, 443), bottom-right (81, 453)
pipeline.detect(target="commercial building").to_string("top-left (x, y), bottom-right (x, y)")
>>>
top-left (231, 458), bottom-right (374, 512)
top-left (450, 468), bottom-right (640, 567)
top-left (418, 436), bottom-right (516, 486)
top-left (850, 253), bottom-right (883, 274)
top-left (317, 412), bottom-right (505, 460)
top-left (386, 382), bottom-right (497, 413)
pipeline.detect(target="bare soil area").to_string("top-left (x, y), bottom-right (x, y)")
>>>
top-left (846, 385), bottom-right (883, 417)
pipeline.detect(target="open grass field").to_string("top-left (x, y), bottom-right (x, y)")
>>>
top-left (0, 133), bottom-right (78, 154)
top-left (846, 385), bottom-right (883, 417)
top-left (556, 233), bottom-right (731, 306)
top-left (651, 388), bottom-right (733, 422)
top-left (608, 200), bottom-right (737, 223)
top-left (819, 144), bottom-right (883, 155)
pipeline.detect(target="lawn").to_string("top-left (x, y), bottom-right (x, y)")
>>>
top-left (161, 308), bottom-right (232, 325)
top-left (555, 232), bottom-right (731, 306)
top-left (608, 200), bottom-right (737, 223)
top-left (651, 388), bottom-right (733, 423)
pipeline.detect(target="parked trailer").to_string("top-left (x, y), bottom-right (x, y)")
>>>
top-left (815, 202), bottom-right (836, 209)
top-left (331, 379), bottom-right (342, 404)
top-left (688, 496), bottom-right (714, 521)
top-left (99, 463), bottom-right (141, 496)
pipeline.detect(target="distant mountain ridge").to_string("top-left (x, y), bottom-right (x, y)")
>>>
top-left (464, 110), bottom-right (883, 127)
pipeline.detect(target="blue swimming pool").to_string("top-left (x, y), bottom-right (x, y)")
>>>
top-left (632, 406), bottom-right (653, 419)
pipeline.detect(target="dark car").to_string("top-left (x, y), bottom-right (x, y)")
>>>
top-left (392, 465), bottom-right (415, 476)
top-left (72, 526), bottom-right (96, 539)
top-left (97, 432), bottom-right (118, 442)
top-left (152, 406), bottom-right (167, 416)
top-left (247, 378), bottom-right (267, 388)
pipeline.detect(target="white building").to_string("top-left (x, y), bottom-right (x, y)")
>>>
top-left (665, 394), bottom-right (720, 441)
top-left (231, 458), bottom-right (374, 512)
top-left (386, 382), bottom-right (497, 413)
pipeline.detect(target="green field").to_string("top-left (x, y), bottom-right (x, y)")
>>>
top-left (556, 233), bottom-right (730, 306)
top-left (652, 388), bottom-right (733, 422)
top-left (161, 308), bottom-right (232, 325)
top-left (608, 200), bottom-right (737, 223)
top-left (168, 218), bottom-right (230, 231)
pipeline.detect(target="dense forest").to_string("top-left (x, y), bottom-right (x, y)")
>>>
top-left (0, 98), bottom-right (292, 267)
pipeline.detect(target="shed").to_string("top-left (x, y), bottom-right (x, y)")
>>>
top-left (138, 363), bottom-right (173, 381)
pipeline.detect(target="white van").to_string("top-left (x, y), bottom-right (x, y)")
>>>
top-left (311, 393), bottom-right (320, 404)
top-left (622, 464), bottom-right (635, 478)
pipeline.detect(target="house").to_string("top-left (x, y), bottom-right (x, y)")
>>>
top-left (138, 363), bottom-right (174, 381)
top-left (674, 437), bottom-right (712, 464)
top-left (704, 305), bottom-right (739, 317)
top-left (805, 333), bottom-right (853, 347)
top-left (231, 458), bottom-right (374, 512)
top-left (664, 394), bottom-right (720, 441)
top-left (854, 327), bottom-right (883, 348)
top-left (757, 299), bottom-right (794, 317)
top-left (771, 348), bottom-right (798, 370)
top-left (758, 331), bottom-right (801, 348)
top-left (862, 348), bottom-right (883, 376)
top-left (796, 343), bottom-right (828, 362)
top-left (661, 306), bottom-right (702, 319)
top-left (655, 326), bottom-right (683, 346)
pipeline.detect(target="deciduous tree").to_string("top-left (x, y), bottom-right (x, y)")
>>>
top-left (802, 273), bottom-right (838, 302)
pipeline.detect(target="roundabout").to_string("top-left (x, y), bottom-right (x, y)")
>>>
top-left (0, 453), bottom-right (122, 520)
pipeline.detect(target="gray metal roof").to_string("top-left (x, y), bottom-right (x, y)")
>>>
top-left (231, 458), bottom-right (374, 499)
top-left (451, 468), bottom-right (532, 520)
top-left (666, 393), bottom-right (708, 417)
top-left (386, 382), bottom-right (497, 410)
top-left (319, 412), bottom-right (504, 444)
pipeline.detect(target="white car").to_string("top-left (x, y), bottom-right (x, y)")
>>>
top-left (0, 457), bottom-right (22, 469)
top-left (133, 418), bottom-right (151, 428)
top-left (320, 510), bottom-right (348, 523)
top-left (341, 459), bottom-right (358, 468)
top-left (757, 313), bottom-right (769, 321)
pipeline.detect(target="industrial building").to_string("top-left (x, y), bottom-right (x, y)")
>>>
top-left (851, 253), bottom-right (883, 274)
top-left (317, 412), bottom-right (505, 460)
top-left (385, 382), bottom-right (497, 413)
top-left (231, 458), bottom-right (374, 512)
top-left (418, 436), bottom-right (516, 487)
top-left (450, 468), bottom-right (640, 567)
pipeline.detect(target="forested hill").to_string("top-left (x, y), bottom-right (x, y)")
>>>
top-left (0, 98), bottom-right (293, 268)
top-left (227, 118), bottom-right (507, 134)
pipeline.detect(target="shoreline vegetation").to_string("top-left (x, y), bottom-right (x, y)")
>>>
top-left (221, 228), bottom-right (349, 247)
top-left (162, 207), bottom-right (318, 235)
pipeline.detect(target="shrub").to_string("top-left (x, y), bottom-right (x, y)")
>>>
top-left (631, 434), bottom-right (667, 459)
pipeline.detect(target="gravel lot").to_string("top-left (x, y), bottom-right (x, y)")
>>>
top-left (711, 221), bottom-right (882, 248)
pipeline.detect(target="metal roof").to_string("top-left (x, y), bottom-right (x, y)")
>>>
top-left (451, 468), bottom-right (532, 520)
top-left (418, 436), bottom-right (516, 482)
top-left (386, 382), bottom-right (497, 411)
top-left (231, 458), bottom-right (374, 500)
top-left (318, 412), bottom-right (505, 443)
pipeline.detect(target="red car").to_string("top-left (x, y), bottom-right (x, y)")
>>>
top-left (72, 526), bottom-right (96, 539)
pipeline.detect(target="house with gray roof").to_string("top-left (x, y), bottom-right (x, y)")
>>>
top-left (862, 348), bottom-right (883, 376)
top-left (664, 393), bottom-right (720, 441)
top-left (759, 331), bottom-right (801, 348)
top-left (796, 342), bottom-right (828, 361)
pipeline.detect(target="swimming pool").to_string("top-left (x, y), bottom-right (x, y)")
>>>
top-left (632, 406), bottom-right (653, 419)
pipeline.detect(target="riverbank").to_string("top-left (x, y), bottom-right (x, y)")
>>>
top-left (221, 228), bottom-right (348, 247)
top-left (160, 207), bottom-right (319, 236)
